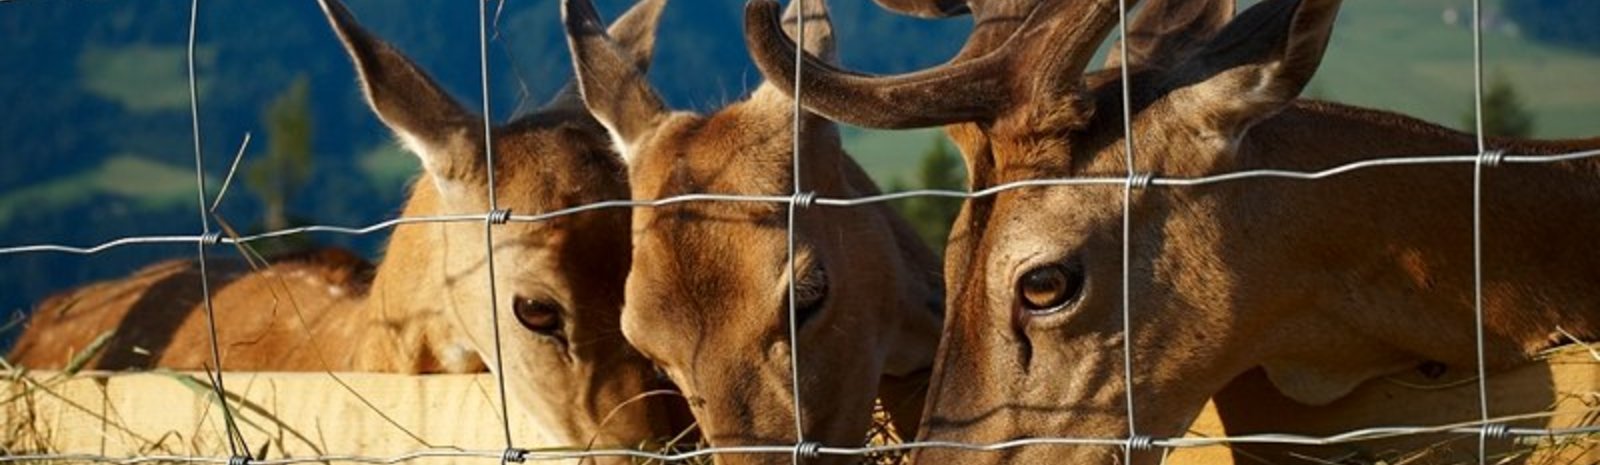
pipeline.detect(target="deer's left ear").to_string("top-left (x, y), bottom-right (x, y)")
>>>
top-left (1177, 0), bottom-right (1340, 137)
top-left (564, 0), bottom-right (669, 166)
top-left (1105, 0), bottom-right (1233, 70)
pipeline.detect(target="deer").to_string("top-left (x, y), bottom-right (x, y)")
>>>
top-left (562, 0), bottom-right (943, 462)
top-left (7, 0), bottom-right (690, 455)
top-left (744, 0), bottom-right (1600, 463)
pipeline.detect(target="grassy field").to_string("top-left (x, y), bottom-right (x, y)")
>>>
top-left (0, 155), bottom-right (204, 226)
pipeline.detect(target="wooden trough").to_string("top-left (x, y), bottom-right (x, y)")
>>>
top-left (4, 347), bottom-right (1596, 464)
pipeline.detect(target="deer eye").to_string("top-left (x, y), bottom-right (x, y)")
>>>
top-left (514, 296), bottom-right (564, 335)
top-left (1017, 261), bottom-right (1085, 314)
top-left (790, 264), bottom-right (829, 328)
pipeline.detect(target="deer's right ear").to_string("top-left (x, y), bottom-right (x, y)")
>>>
top-left (1179, 0), bottom-right (1340, 139)
top-left (319, 0), bottom-right (482, 183)
top-left (564, 0), bottom-right (669, 165)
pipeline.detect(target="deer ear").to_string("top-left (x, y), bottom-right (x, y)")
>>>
top-left (318, 0), bottom-right (482, 183)
top-left (1179, 0), bottom-right (1340, 137)
top-left (1105, 0), bottom-right (1234, 70)
top-left (564, 0), bottom-right (670, 166)
top-left (547, 0), bottom-right (667, 112)
top-left (608, 0), bottom-right (668, 70)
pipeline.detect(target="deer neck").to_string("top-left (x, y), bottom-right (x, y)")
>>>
top-left (354, 178), bottom-right (477, 373)
top-left (1220, 101), bottom-right (1600, 401)
top-left (830, 146), bottom-right (943, 432)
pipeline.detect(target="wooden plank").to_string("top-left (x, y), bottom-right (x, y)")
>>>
top-left (4, 348), bottom-right (1595, 464)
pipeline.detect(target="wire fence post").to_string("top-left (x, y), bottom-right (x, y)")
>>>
top-left (786, 0), bottom-right (811, 463)
top-left (2, 2), bottom-right (1599, 464)
top-left (1114, 0), bottom-right (1146, 462)
top-left (475, 0), bottom-right (519, 458)
top-left (1469, 1), bottom-right (1496, 464)
top-left (184, 0), bottom-right (247, 458)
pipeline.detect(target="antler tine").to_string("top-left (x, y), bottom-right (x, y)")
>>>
top-left (1016, 0), bottom-right (1140, 96)
top-left (744, 0), bottom-right (1134, 129)
top-left (744, 0), bottom-right (1019, 129)
top-left (873, 0), bottom-right (972, 18)
top-left (782, 0), bottom-right (837, 62)
top-left (952, 0), bottom-right (1038, 61)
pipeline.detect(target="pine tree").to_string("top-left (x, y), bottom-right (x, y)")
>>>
top-left (244, 74), bottom-right (316, 253)
top-left (1462, 71), bottom-right (1534, 138)
top-left (889, 137), bottom-right (965, 255)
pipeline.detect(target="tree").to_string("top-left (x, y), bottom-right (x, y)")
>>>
top-left (889, 137), bottom-right (965, 256)
top-left (1462, 71), bottom-right (1534, 139)
top-left (244, 74), bottom-right (315, 253)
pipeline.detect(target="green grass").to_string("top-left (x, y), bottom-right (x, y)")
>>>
top-left (0, 155), bottom-right (206, 226)
top-left (1311, 0), bottom-right (1600, 138)
top-left (78, 44), bottom-right (216, 113)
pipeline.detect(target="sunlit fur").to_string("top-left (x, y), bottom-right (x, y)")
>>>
top-left (9, 0), bottom-right (689, 457)
top-left (746, 0), bottom-right (1600, 463)
top-left (565, 0), bottom-right (943, 463)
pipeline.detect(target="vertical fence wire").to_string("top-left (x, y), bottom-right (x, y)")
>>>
top-left (1469, 0), bottom-right (1493, 464)
top-left (785, 0), bottom-right (810, 463)
top-left (7, 2), bottom-right (1600, 464)
top-left (477, 0), bottom-right (517, 453)
top-left (185, 0), bottom-right (245, 457)
top-left (1115, 0), bottom-right (1142, 461)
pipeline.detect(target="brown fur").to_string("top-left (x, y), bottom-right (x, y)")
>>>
top-left (566, 0), bottom-right (943, 463)
top-left (746, 0), bottom-right (1600, 463)
top-left (5, 249), bottom-right (451, 372)
top-left (7, 0), bottom-right (688, 455)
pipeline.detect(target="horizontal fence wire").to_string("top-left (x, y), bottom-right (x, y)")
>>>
top-left (2, 148), bottom-right (1596, 257)
top-left (6, 0), bottom-right (1597, 463)
top-left (4, 147), bottom-right (1600, 462)
top-left (1, 422), bottom-right (1598, 464)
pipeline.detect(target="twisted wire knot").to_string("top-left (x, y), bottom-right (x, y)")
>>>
top-left (791, 191), bottom-right (818, 209)
top-left (792, 441), bottom-right (822, 460)
top-left (1126, 435), bottom-right (1157, 451)
top-left (500, 448), bottom-right (527, 463)
top-left (1480, 423), bottom-right (1512, 440)
top-left (1127, 172), bottom-right (1156, 190)
top-left (227, 456), bottom-right (251, 465)
top-left (201, 231), bottom-right (224, 246)
top-left (487, 209), bottom-right (513, 225)
top-left (1478, 149), bottom-right (1505, 168)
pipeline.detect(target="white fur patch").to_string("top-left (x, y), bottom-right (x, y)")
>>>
top-left (599, 120), bottom-right (638, 167)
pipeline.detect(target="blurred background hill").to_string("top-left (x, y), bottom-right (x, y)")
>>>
top-left (1, 0), bottom-right (1597, 345)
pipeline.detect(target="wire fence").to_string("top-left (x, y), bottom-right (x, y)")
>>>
top-left (3, 0), bottom-right (1599, 464)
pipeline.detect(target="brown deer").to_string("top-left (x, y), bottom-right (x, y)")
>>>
top-left (8, 0), bottom-right (688, 454)
top-left (563, 0), bottom-right (943, 462)
top-left (745, 0), bottom-right (1600, 463)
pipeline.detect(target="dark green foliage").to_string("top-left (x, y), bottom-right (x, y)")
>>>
top-left (244, 74), bottom-right (316, 254)
top-left (1462, 71), bottom-right (1535, 138)
top-left (1504, 0), bottom-right (1600, 52)
top-left (888, 138), bottom-right (965, 256)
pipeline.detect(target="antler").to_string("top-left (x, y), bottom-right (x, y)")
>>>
top-left (744, 0), bottom-right (1134, 129)
top-left (872, 0), bottom-right (971, 18)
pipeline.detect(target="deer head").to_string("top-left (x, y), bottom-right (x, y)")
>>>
top-left (319, 0), bottom-right (685, 453)
top-left (565, 0), bottom-right (943, 462)
top-left (743, 0), bottom-right (1600, 463)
